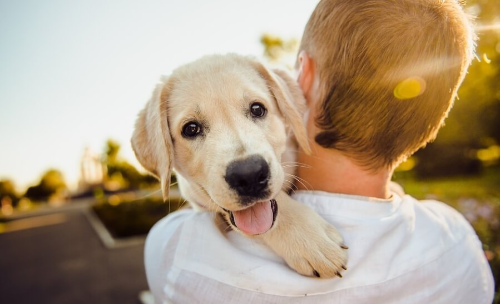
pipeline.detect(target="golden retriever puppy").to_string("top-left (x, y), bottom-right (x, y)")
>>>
top-left (132, 54), bottom-right (347, 278)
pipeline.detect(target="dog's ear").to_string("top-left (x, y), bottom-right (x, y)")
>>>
top-left (131, 76), bottom-right (174, 201)
top-left (251, 62), bottom-right (312, 154)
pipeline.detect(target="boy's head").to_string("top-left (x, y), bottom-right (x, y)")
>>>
top-left (298, 0), bottom-right (475, 170)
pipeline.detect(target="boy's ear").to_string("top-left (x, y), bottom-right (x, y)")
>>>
top-left (250, 60), bottom-right (312, 155)
top-left (297, 51), bottom-right (315, 103)
top-left (131, 76), bottom-right (174, 201)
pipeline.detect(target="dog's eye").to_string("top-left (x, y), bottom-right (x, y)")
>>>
top-left (182, 122), bottom-right (202, 138)
top-left (250, 102), bottom-right (266, 118)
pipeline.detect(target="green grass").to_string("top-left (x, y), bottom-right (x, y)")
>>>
top-left (394, 167), bottom-right (500, 203)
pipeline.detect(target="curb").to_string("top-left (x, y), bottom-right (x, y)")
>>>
top-left (84, 209), bottom-right (146, 249)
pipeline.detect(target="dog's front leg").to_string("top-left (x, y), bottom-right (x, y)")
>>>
top-left (259, 191), bottom-right (348, 278)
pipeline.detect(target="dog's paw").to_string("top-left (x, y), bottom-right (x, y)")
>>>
top-left (283, 220), bottom-right (348, 278)
top-left (261, 192), bottom-right (348, 278)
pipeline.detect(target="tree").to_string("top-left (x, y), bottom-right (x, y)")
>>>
top-left (24, 169), bottom-right (67, 202)
top-left (260, 33), bottom-right (299, 68)
top-left (103, 139), bottom-right (159, 190)
top-left (0, 179), bottom-right (19, 207)
top-left (105, 139), bottom-right (120, 164)
top-left (413, 0), bottom-right (500, 177)
top-left (435, 0), bottom-right (500, 145)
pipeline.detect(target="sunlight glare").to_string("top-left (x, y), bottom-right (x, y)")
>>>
top-left (482, 53), bottom-right (491, 64)
top-left (475, 22), bottom-right (500, 32)
top-left (394, 77), bottom-right (426, 100)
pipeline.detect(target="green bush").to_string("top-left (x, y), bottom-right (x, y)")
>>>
top-left (92, 196), bottom-right (184, 238)
top-left (414, 143), bottom-right (482, 179)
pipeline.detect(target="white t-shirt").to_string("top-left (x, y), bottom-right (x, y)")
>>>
top-left (144, 189), bottom-right (494, 304)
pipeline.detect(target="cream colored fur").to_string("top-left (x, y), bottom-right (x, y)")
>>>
top-left (132, 54), bottom-right (347, 278)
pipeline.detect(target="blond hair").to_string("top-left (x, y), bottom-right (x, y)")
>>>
top-left (300, 0), bottom-right (475, 170)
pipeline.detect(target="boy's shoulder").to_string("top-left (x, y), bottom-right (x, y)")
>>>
top-left (390, 181), bottom-right (476, 236)
top-left (408, 195), bottom-right (477, 236)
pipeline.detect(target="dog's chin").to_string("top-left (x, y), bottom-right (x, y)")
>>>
top-left (221, 199), bottom-right (278, 236)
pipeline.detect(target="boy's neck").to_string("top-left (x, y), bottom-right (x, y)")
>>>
top-left (295, 145), bottom-right (393, 199)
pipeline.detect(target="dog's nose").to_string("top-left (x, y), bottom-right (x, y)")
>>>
top-left (225, 155), bottom-right (270, 198)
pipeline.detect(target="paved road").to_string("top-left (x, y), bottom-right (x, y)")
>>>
top-left (0, 209), bottom-right (149, 304)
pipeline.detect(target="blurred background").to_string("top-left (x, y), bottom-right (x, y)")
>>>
top-left (0, 0), bottom-right (499, 303)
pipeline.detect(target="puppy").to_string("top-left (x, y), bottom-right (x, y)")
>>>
top-left (132, 54), bottom-right (347, 278)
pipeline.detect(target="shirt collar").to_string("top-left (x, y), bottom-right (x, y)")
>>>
top-left (291, 190), bottom-right (404, 219)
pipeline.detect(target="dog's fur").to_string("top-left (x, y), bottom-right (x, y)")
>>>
top-left (132, 54), bottom-right (347, 278)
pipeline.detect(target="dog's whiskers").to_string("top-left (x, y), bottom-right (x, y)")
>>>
top-left (179, 197), bottom-right (189, 209)
top-left (286, 173), bottom-right (312, 191)
top-left (281, 161), bottom-right (312, 169)
top-left (133, 188), bottom-right (162, 201)
top-left (283, 178), bottom-right (295, 189)
top-left (284, 177), bottom-right (300, 194)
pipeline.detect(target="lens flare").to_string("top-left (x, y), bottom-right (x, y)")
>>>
top-left (394, 77), bottom-right (426, 100)
top-left (475, 22), bottom-right (500, 32)
top-left (483, 53), bottom-right (491, 64)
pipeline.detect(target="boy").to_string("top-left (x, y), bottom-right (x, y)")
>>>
top-left (145, 0), bottom-right (494, 303)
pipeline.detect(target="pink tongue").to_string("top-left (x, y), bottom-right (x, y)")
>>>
top-left (232, 201), bottom-right (273, 235)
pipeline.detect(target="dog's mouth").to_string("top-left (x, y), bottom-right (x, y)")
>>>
top-left (222, 199), bottom-right (278, 235)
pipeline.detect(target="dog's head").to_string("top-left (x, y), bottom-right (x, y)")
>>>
top-left (132, 54), bottom-right (310, 234)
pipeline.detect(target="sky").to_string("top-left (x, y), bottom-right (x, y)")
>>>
top-left (0, 0), bottom-right (319, 192)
